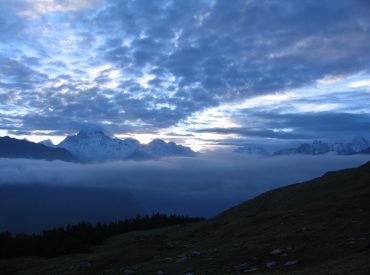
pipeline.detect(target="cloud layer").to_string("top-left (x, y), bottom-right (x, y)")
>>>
top-left (1, 153), bottom-right (369, 232)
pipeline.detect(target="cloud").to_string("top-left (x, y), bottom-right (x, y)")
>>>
top-left (195, 112), bottom-right (370, 145)
top-left (1, 0), bottom-right (370, 138)
top-left (13, 0), bottom-right (103, 18)
top-left (0, 153), bottom-right (369, 230)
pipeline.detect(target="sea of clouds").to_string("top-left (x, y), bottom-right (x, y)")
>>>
top-left (0, 153), bottom-right (369, 233)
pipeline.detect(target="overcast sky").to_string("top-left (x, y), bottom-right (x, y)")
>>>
top-left (1, 0), bottom-right (370, 150)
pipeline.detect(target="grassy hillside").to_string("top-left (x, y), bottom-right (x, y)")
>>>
top-left (1, 161), bottom-right (370, 274)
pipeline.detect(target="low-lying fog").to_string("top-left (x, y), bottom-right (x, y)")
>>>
top-left (1, 153), bottom-right (369, 233)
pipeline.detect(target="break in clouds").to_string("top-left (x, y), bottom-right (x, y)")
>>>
top-left (1, 153), bottom-right (369, 233)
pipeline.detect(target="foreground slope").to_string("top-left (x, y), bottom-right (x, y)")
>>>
top-left (1, 161), bottom-right (370, 274)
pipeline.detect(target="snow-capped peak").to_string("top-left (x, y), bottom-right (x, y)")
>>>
top-left (351, 136), bottom-right (368, 152)
top-left (75, 129), bottom-right (111, 138)
top-left (39, 139), bottom-right (55, 147)
top-left (144, 138), bottom-right (195, 158)
top-left (57, 131), bottom-right (195, 161)
top-left (273, 137), bottom-right (370, 156)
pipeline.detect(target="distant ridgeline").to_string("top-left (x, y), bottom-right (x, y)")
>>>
top-left (0, 136), bottom-right (79, 162)
top-left (0, 214), bottom-right (204, 259)
top-left (56, 130), bottom-right (195, 161)
top-left (0, 130), bottom-right (196, 162)
top-left (234, 136), bottom-right (370, 156)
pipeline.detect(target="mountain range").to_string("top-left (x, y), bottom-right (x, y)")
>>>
top-left (56, 130), bottom-right (195, 161)
top-left (2, 132), bottom-right (370, 162)
top-left (235, 136), bottom-right (370, 156)
top-left (0, 130), bottom-right (195, 162)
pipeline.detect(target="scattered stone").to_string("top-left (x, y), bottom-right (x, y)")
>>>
top-left (189, 250), bottom-right (201, 258)
top-left (78, 261), bottom-right (92, 271)
top-left (266, 261), bottom-right (277, 269)
top-left (233, 263), bottom-right (249, 271)
top-left (164, 242), bottom-right (175, 249)
top-left (176, 254), bottom-right (188, 262)
top-left (284, 260), bottom-right (299, 267)
top-left (244, 267), bottom-right (258, 273)
top-left (163, 257), bottom-right (173, 262)
top-left (270, 248), bottom-right (283, 256)
top-left (183, 242), bottom-right (193, 248)
top-left (124, 269), bottom-right (136, 274)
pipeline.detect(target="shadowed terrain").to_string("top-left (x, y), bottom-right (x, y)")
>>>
top-left (0, 161), bottom-right (369, 274)
top-left (0, 137), bottom-right (78, 162)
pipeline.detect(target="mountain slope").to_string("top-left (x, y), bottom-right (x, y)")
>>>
top-left (143, 139), bottom-right (195, 158)
top-left (38, 139), bottom-right (56, 148)
top-left (58, 130), bottom-right (139, 161)
top-left (1, 161), bottom-right (369, 274)
top-left (0, 136), bottom-right (78, 162)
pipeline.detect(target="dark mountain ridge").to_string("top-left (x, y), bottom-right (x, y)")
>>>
top-left (0, 136), bottom-right (79, 162)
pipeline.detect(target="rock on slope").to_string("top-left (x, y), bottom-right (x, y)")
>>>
top-left (1, 161), bottom-right (370, 274)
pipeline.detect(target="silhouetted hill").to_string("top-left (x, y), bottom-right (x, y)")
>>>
top-left (0, 136), bottom-right (78, 162)
top-left (1, 161), bottom-right (369, 274)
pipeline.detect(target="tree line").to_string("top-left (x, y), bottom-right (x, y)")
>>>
top-left (0, 213), bottom-right (204, 259)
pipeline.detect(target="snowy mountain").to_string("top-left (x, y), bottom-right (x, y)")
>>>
top-left (273, 137), bottom-right (369, 156)
top-left (143, 139), bottom-right (195, 158)
top-left (234, 146), bottom-right (270, 156)
top-left (38, 139), bottom-right (56, 148)
top-left (342, 136), bottom-right (368, 153)
top-left (58, 130), bottom-right (139, 161)
top-left (57, 130), bottom-right (195, 161)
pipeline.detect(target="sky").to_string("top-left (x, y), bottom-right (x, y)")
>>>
top-left (1, 0), bottom-right (370, 150)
